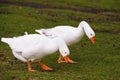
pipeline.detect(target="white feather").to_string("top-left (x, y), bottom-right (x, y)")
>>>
top-left (1, 34), bottom-right (70, 62)
top-left (36, 21), bottom-right (95, 46)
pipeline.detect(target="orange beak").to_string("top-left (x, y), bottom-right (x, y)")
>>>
top-left (90, 37), bottom-right (95, 44)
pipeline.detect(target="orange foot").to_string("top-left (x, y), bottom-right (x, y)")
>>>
top-left (27, 60), bottom-right (37, 72)
top-left (57, 59), bottom-right (65, 63)
top-left (36, 62), bottom-right (53, 71)
top-left (40, 63), bottom-right (53, 71)
top-left (57, 54), bottom-right (65, 63)
top-left (64, 55), bottom-right (77, 64)
top-left (28, 69), bottom-right (37, 72)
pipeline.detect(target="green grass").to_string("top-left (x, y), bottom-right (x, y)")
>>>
top-left (0, 0), bottom-right (120, 80)
top-left (4, 0), bottom-right (120, 10)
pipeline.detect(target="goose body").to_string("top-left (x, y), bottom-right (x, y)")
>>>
top-left (36, 21), bottom-right (95, 63)
top-left (36, 21), bottom-right (95, 46)
top-left (1, 34), bottom-right (72, 71)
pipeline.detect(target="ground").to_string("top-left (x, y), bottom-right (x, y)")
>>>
top-left (0, 0), bottom-right (120, 80)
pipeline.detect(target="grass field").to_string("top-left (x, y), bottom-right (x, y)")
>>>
top-left (0, 0), bottom-right (120, 80)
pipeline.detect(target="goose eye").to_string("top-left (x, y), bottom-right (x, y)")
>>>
top-left (65, 52), bottom-right (67, 54)
top-left (90, 33), bottom-right (92, 36)
top-left (43, 32), bottom-right (46, 34)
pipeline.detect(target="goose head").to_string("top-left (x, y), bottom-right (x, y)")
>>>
top-left (54, 37), bottom-right (70, 57)
top-left (79, 21), bottom-right (95, 44)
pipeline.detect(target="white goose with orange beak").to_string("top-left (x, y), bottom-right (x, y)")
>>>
top-left (36, 21), bottom-right (95, 63)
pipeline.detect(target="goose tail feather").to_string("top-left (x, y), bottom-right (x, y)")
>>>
top-left (1, 38), bottom-right (13, 44)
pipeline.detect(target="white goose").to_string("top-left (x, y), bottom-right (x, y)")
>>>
top-left (1, 34), bottom-right (73, 72)
top-left (35, 21), bottom-right (95, 63)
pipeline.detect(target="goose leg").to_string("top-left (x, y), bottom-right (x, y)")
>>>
top-left (27, 60), bottom-right (37, 72)
top-left (36, 61), bottom-right (53, 71)
top-left (57, 54), bottom-right (65, 63)
top-left (64, 55), bottom-right (77, 64)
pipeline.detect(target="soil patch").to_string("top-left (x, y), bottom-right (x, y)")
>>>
top-left (0, 0), bottom-right (119, 14)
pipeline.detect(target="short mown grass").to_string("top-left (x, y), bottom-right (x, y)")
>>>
top-left (0, 0), bottom-right (120, 80)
